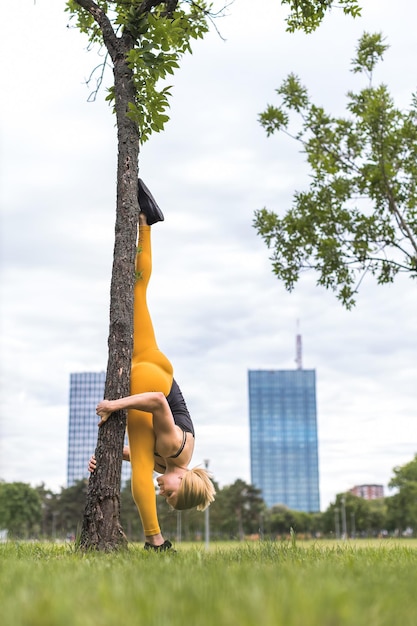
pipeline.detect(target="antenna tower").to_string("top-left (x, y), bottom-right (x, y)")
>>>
top-left (295, 320), bottom-right (302, 370)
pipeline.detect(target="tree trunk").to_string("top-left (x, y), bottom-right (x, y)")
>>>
top-left (77, 10), bottom-right (140, 550)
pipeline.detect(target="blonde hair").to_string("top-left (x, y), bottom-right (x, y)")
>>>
top-left (174, 468), bottom-right (216, 511)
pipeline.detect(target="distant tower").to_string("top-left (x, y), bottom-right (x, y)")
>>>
top-left (67, 372), bottom-right (131, 487)
top-left (295, 320), bottom-right (302, 370)
top-left (248, 325), bottom-right (320, 512)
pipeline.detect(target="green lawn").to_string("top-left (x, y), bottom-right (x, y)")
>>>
top-left (1, 540), bottom-right (416, 626)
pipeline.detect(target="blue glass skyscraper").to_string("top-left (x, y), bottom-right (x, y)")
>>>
top-left (67, 372), bottom-right (131, 487)
top-left (248, 369), bottom-right (320, 511)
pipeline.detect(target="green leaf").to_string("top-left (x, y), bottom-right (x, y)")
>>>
top-left (255, 32), bottom-right (417, 308)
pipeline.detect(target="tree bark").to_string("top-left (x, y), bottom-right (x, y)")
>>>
top-left (76, 0), bottom-right (139, 551)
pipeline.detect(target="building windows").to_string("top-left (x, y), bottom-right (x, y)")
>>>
top-left (67, 372), bottom-right (131, 488)
top-left (349, 484), bottom-right (384, 500)
top-left (248, 369), bottom-right (320, 512)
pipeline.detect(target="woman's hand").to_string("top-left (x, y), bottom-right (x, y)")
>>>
top-left (123, 445), bottom-right (131, 462)
top-left (96, 400), bottom-right (114, 426)
top-left (88, 447), bottom-right (130, 471)
top-left (88, 454), bottom-right (97, 473)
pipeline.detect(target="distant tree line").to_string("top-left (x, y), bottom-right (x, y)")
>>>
top-left (1, 455), bottom-right (416, 541)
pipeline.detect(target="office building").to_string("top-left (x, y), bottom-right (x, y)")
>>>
top-left (67, 372), bottom-right (131, 487)
top-left (248, 367), bottom-right (320, 512)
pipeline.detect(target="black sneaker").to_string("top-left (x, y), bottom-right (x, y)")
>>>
top-left (138, 178), bottom-right (165, 225)
top-left (144, 540), bottom-right (175, 552)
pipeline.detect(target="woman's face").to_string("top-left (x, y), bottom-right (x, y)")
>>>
top-left (157, 473), bottom-right (182, 506)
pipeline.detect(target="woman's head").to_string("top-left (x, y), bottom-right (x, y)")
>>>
top-left (173, 467), bottom-right (216, 511)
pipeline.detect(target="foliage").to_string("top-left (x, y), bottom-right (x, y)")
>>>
top-left (65, 1), bottom-right (363, 142)
top-left (366, 497), bottom-right (388, 534)
top-left (1, 541), bottom-right (417, 626)
top-left (266, 504), bottom-right (322, 536)
top-left (3, 454), bottom-right (417, 540)
top-left (35, 482), bottom-right (60, 537)
top-left (55, 480), bottom-right (89, 536)
top-left (124, 7), bottom-right (209, 142)
top-left (281, 0), bottom-right (361, 33)
top-left (389, 453), bottom-right (417, 489)
top-left (255, 32), bottom-right (417, 308)
top-left (321, 492), bottom-right (386, 537)
top-left (386, 454), bottom-right (417, 532)
top-left (0, 481), bottom-right (42, 538)
top-left (33, 481), bottom-right (90, 538)
top-left (211, 479), bottom-right (265, 539)
top-left (66, 0), bottom-right (212, 142)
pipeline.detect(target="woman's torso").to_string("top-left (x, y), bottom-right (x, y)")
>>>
top-left (154, 427), bottom-right (194, 473)
top-left (154, 378), bottom-right (195, 473)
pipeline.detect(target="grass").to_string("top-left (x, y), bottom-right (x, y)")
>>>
top-left (1, 539), bottom-right (417, 626)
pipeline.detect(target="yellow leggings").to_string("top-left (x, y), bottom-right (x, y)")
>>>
top-left (128, 225), bottom-right (173, 536)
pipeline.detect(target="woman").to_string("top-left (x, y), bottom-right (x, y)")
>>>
top-left (92, 180), bottom-right (215, 551)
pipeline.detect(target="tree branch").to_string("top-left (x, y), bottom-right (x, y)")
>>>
top-left (75, 0), bottom-right (120, 61)
top-left (385, 185), bottom-right (417, 257)
top-left (85, 54), bottom-right (111, 102)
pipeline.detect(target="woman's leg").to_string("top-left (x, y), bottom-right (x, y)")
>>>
top-left (127, 221), bottom-right (173, 538)
top-left (131, 223), bottom-right (173, 386)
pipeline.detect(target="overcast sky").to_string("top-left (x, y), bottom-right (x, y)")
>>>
top-left (1, 0), bottom-right (416, 511)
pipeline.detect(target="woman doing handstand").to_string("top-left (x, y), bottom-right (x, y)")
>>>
top-left (94, 181), bottom-right (215, 551)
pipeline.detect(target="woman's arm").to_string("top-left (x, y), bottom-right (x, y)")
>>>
top-left (96, 391), bottom-right (167, 426)
top-left (96, 391), bottom-right (181, 457)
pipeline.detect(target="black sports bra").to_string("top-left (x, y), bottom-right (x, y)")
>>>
top-left (154, 379), bottom-right (194, 472)
top-left (166, 379), bottom-right (195, 436)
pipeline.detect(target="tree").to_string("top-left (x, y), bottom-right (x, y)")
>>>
top-left (267, 504), bottom-right (298, 536)
top-left (56, 480), bottom-right (90, 537)
top-left (0, 482), bottom-right (42, 538)
top-left (321, 491), bottom-right (389, 537)
top-left (254, 33), bottom-right (417, 308)
top-left (386, 454), bottom-right (417, 533)
top-left (366, 498), bottom-right (387, 536)
top-left (66, 0), bottom-right (213, 551)
top-left (281, 0), bottom-right (361, 33)
top-left (214, 479), bottom-right (265, 539)
top-left (35, 483), bottom-right (59, 538)
top-left (66, 0), bottom-right (363, 551)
